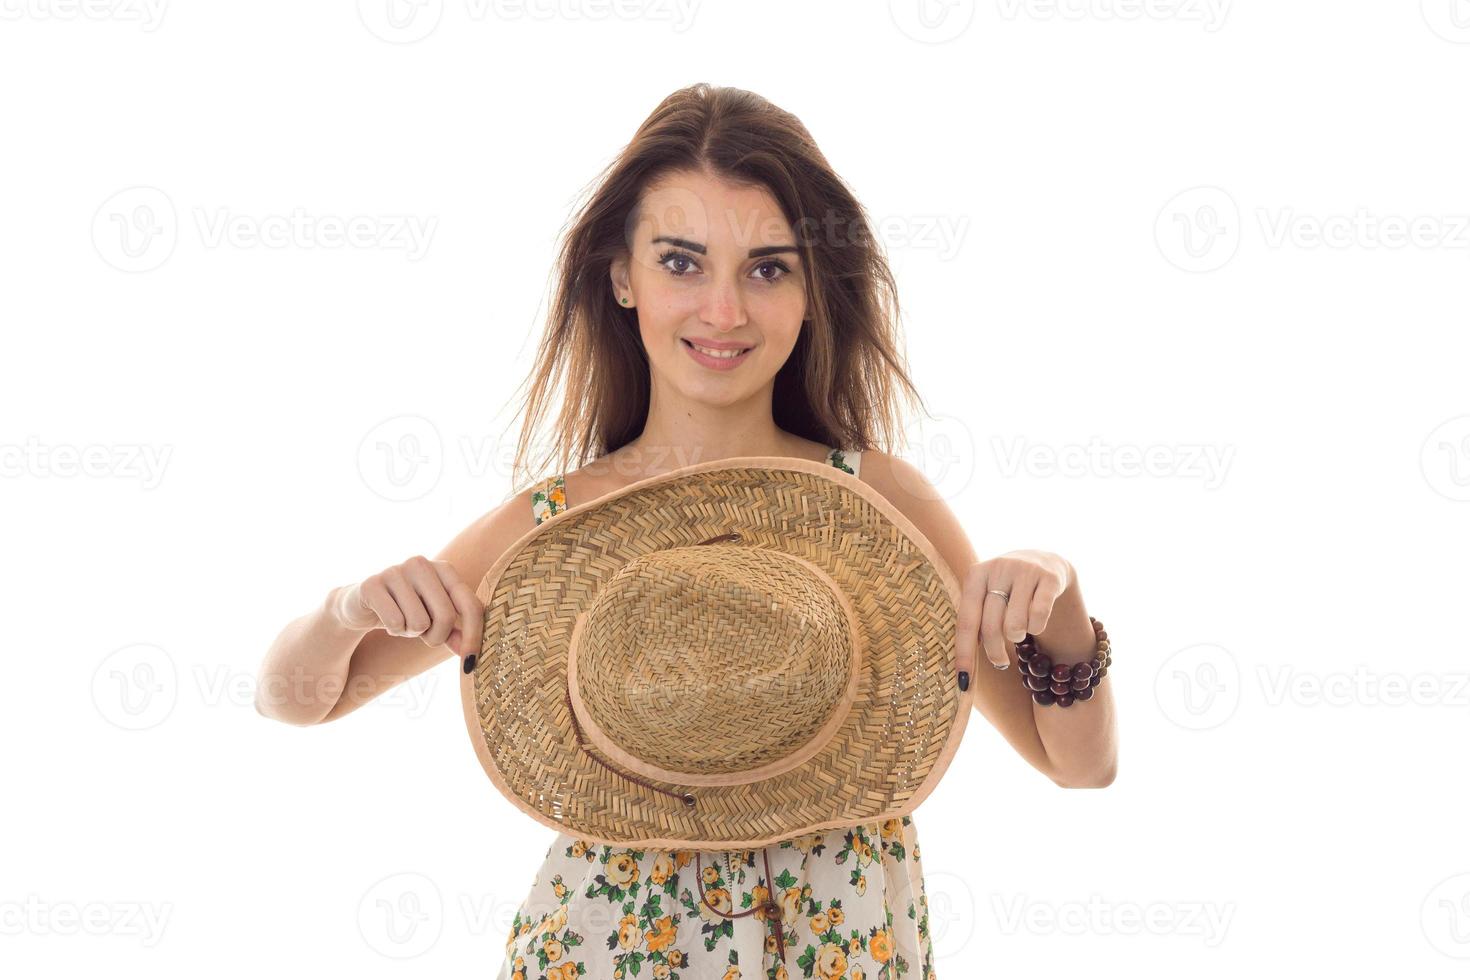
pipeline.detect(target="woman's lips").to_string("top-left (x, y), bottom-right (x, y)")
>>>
top-left (682, 337), bottom-right (752, 371)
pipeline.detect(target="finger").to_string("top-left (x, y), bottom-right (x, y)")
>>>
top-left (358, 578), bottom-right (400, 632)
top-left (955, 564), bottom-right (984, 677)
top-left (1027, 576), bottom-right (1062, 637)
top-left (432, 562), bottom-right (485, 658)
top-left (978, 583), bottom-right (1011, 669)
top-left (1002, 577), bottom-right (1037, 644)
top-left (382, 567), bottom-right (431, 637)
top-left (404, 559), bottom-right (459, 648)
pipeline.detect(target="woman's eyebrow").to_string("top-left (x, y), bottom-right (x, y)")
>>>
top-left (651, 235), bottom-right (798, 258)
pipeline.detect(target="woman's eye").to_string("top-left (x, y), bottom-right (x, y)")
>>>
top-left (660, 251), bottom-right (696, 276)
top-left (754, 261), bottom-right (789, 283)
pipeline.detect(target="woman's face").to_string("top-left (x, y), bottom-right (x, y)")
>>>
top-left (612, 169), bottom-right (808, 407)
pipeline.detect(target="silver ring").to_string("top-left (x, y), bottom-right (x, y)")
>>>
top-left (987, 589), bottom-right (1010, 601)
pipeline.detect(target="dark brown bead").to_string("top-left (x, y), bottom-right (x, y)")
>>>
top-left (1049, 680), bottom-right (1071, 696)
top-left (1027, 659), bottom-right (1049, 678)
top-left (1072, 662), bottom-right (1093, 680)
top-left (1033, 654), bottom-right (1051, 674)
top-left (1025, 674), bottom-right (1049, 692)
top-left (1075, 686), bottom-right (1095, 701)
top-left (1033, 690), bottom-right (1057, 705)
top-left (1051, 664), bottom-right (1073, 683)
top-left (1055, 693), bottom-right (1075, 707)
top-left (1071, 676), bottom-right (1090, 692)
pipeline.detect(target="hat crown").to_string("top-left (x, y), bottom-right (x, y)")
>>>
top-left (570, 543), bottom-right (860, 783)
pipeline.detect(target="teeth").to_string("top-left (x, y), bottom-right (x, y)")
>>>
top-left (689, 341), bottom-right (748, 359)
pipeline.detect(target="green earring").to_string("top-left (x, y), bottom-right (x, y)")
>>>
top-left (620, 297), bottom-right (629, 305)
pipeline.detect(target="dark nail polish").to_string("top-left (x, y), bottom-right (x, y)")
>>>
top-left (958, 671), bottom-right (969, 691)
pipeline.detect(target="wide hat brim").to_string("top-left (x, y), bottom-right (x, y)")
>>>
top-left (460, 454), bottom-right (974, 849)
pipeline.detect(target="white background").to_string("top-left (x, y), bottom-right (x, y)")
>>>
top-left (4, 1), bottom-right (1469, 976)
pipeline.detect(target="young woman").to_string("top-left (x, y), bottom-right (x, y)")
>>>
top-left (258, 82), bottom-right (1117, 980)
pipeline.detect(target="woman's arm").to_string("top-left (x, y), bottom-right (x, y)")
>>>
top-left (859, 451), bottom-right (1118, 788)
top-left (255, 490), bottom-right (532, 726)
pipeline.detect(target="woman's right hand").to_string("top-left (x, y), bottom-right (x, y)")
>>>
top-left (333, 556), bottom-right (484, 658)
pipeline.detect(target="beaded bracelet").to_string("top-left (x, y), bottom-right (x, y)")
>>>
top-left (1018, 616), bottom-right (1111, 707)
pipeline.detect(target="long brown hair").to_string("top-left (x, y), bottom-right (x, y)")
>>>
top-left (501, 82), bottom-right (927, 493)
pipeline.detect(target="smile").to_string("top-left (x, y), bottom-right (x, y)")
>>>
top-left (682, 338), bottom-right (753, 370)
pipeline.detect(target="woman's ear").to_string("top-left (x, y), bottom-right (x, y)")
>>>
top-left (609, 255), bottom-right (632, 306)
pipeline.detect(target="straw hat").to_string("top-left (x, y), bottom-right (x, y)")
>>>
top-left (459, 453), bottom-right (974, 850)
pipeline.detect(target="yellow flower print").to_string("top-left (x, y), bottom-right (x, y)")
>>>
top-left (697, 886), bottom-right (732, 925)
top-left (605, 850), bottom-right (640, 889)
top-left (721, 965), bottom-right (741, 980)
top-left (810, 910), bottom-right (830, 934)
top-left (815, 942), bottom-right (848, 979)
top-left (551, 964), bottom-right (579, 980)
top-left (869, 927), bottom-right (893, 963)
top-left (650, 852), bottom-right (676, 885)
top-left (617, 912), bottom-right (642, 949)
top-left (542, 936), bottom-right (564, 962)
top-left (779, 886), bottom-right (801, 922)
top-left (645, 914), bottom-right (676, 952)
top-left (855, 873), bottom-right (867, 896)
top-left (570, 840), bottom-right (589, 859)
top-left (829, 905), bottom-right (845, 927)
top-left (668, 948), bottom-right (686, 967)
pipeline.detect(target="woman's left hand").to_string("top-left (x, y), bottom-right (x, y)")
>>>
top-left (956, 550), bottom-right (1074, 674)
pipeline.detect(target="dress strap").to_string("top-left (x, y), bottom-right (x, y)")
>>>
top-left (827, 446), bottom-right (862, 477)
top-left (530, 473), bottom-right (566, 526)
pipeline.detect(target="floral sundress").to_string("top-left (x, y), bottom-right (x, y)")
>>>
top-left (501, 448), bottom-right (938, 980)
